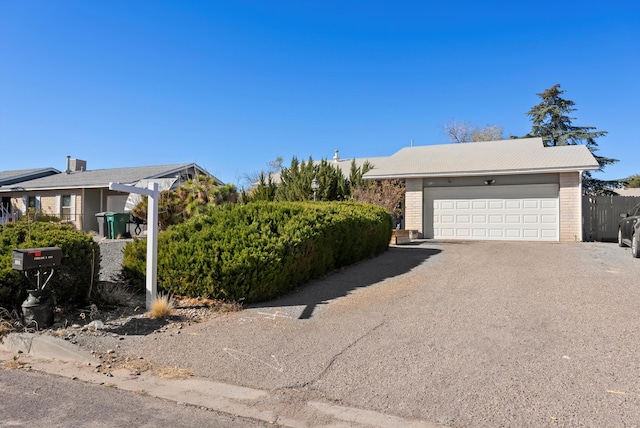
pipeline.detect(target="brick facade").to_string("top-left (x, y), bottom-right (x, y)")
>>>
top-left (559, 171), bottom-right (582, 242)
top-left (404, 178), bottom-right (423, 237)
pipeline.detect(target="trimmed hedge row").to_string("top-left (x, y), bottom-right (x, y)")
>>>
top-left (0, 222), bottom-right (100, 309)
top-left (123, 202), bottom-right (391, 302)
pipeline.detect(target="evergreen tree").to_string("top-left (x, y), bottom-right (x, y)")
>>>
top-left (525, 84), bottom-right (621, 195)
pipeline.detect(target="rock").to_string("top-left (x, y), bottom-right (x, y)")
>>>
top-left (87, 320), bottom-right (104, 330)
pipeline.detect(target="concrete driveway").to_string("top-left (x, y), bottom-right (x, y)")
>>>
top-left (85, 241), bottom-right (640, 427)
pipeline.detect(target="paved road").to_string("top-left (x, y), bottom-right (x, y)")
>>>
top-left (0, 368), bottom-right (269, 428)
top-left (73, 240), bottom-right (640, 427)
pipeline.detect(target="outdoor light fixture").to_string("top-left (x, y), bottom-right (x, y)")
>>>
top-left (484, 179), bottom-right (495, 185)
top-left (311, 176), bottom-right (320, 201)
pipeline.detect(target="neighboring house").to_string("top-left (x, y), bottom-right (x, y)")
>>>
top-left (0, 157), bottom-right (219, 233)
top-left (363, 138), bottom-right (599, 242)
top-left (265, 150), bottom-right (386, 185)
top-left (1, 167), bottom-right (60, 224)
top-left (615, 188), bottom-right (640, 197)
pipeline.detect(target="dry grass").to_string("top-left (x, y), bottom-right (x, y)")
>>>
top-left (148, 292), bottom-right (175, 319)
top-left (156, 366), bottom-right (194, 379)
top-left (0, 307), bottom-right (20, 336)
top-left (2, 355), bottom-right (30, 370)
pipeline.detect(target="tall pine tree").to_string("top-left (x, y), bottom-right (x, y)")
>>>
top-left (525, 84), bottom-right (621, 195)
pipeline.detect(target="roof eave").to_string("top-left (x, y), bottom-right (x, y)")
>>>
top-left (364, 165), bottom-right (600, 180)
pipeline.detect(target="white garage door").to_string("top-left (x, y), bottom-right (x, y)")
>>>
top-left (425, 184), bottom-right (559, 241)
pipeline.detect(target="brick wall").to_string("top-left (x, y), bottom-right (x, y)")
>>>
top-left (404, 178), bottom-right (423, 237)
top-left (559, 172), bottom-right (582, 241)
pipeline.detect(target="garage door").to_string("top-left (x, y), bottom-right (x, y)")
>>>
top-left (424, 184), bottom-right (559, 241)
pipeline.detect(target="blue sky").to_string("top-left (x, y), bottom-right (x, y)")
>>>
top-left (1, 1), bottom-right (638, 186)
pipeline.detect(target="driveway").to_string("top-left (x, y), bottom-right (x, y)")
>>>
top-left (82, 241), bottom-right (640, 427)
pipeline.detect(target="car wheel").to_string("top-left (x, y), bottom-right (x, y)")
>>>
top-left (632, 234), bottom-right (640, 258)
top-left (618, 228), bottom-right (625, 247)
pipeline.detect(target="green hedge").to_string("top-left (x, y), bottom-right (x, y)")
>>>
top-left (123, 202), bottom-right (391, 302)
top-left (0, 222), bottom-right (100, 309)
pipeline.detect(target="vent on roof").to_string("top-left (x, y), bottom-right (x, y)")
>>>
top-left (333, 150), bottom-right (339, 163)
top-left (69, 159), bottom-right (87, 172)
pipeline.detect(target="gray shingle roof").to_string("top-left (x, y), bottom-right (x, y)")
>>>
top-left (0, 168), bottom-right (60, 186)
top-left (0, 163), bottom-right (215, 191)
top-left (364, 138), bottom-right (600, 179)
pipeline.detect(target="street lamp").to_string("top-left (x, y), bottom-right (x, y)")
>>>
top-left (311, 176), bottom-right (320, 201)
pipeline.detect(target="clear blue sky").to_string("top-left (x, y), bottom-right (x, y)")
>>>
top-left (1, 1), bottom-right (638, 186)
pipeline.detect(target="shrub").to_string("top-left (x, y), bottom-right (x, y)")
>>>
top-left (0, 222), bottom-right (100, 310)
top-left (122, 202), bottom-right (391, 303)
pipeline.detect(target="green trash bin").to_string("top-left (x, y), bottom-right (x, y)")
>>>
top-left (105, 213), bottom-right (129, 239)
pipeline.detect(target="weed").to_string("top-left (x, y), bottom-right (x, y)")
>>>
top-left (95, 282), bottom-right (135, 306)
top-left (148, 292), bottom-right (175, 319)
top-left (0, 307), bottom-right (22, 336)
top-left (156, 366), bottom-right (193, 379)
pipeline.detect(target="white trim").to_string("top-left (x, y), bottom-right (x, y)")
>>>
top-left (21, 196), bottom-right (27, 214)
top-left (70, 193), bottom-right (76, 223)
top-left (55, 194), bottom-right (61, 216)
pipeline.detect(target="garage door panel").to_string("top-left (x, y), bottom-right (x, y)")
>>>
top-left (427, 184), bottom-right (559, 241)
top-left (440, 201), bottom-right (455, 209)
top-left (523, 229), bottom-right (540, 238)
top-left (456, 215), bottom-right (471, 223)
top-left (472, 215), bottom-right (487, 223)
top-left (505, 215), bottom-right (521, 223)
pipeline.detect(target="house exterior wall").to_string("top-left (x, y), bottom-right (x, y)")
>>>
top-left (559, 171), bottom-right (582, 242)
top-left (404, 178), bottom-right (423, 237)
top-left (9, 191), bottom-right (83, 230)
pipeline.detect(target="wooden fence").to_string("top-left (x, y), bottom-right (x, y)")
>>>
top-left (582, 196), bottom-right (640, 242)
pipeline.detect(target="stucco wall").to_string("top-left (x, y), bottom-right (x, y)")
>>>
top-left (559, 171), bottom-right (582, 242)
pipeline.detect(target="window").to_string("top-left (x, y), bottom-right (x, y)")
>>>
top-left (61, 195), bottom-right (72, 221)
top-left (28, 196), bottom-right (37, 210)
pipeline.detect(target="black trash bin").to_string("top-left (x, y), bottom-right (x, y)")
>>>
top-left (95, 212), bottom-right (109, 238)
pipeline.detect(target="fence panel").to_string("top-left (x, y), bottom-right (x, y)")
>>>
top-left (583, 196), bottom-right (640, 242)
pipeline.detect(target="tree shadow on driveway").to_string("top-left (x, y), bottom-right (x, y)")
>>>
top-left (248, 245), bottom-right (441, 319)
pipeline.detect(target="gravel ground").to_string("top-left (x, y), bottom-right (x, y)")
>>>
top-left (71, 240), bottom-right (640, 428)
top-left (96, 238), bottom-right (130, 282)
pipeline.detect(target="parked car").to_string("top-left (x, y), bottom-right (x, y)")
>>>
top-left (618, 203), bottom-right (640, 258)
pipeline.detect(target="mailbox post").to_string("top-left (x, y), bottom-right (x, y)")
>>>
top-left (109, 182), bottom-right (159, 310)
top-left (12, 247), bottom-right (62, 329)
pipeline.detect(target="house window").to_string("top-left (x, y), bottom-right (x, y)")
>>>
top-left (28, 196), bottom-right (37, 209)
top-left (61, 195), bottom-right (72, 220)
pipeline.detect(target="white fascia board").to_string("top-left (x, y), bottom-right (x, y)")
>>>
top-left (364, 165), bottom-right (600, 180)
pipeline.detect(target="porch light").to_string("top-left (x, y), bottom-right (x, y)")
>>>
top-left (311, 177), bottom-right (320, 201)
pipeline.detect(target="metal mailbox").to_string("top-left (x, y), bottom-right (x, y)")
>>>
top-left (12, 247), bottom-right (62, 271)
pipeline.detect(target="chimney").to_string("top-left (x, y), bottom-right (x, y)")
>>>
top-left (70, 159), bottom-right (87, 172)
top-left (65, 157), bottom-right (87, 173)
top-left (333, 150), bottom-right (339, 163)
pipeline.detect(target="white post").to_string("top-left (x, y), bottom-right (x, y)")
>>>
top-left (146, 182), bottom-right (159, 309)
top-left (108, 181), bottom-right (160, 310)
